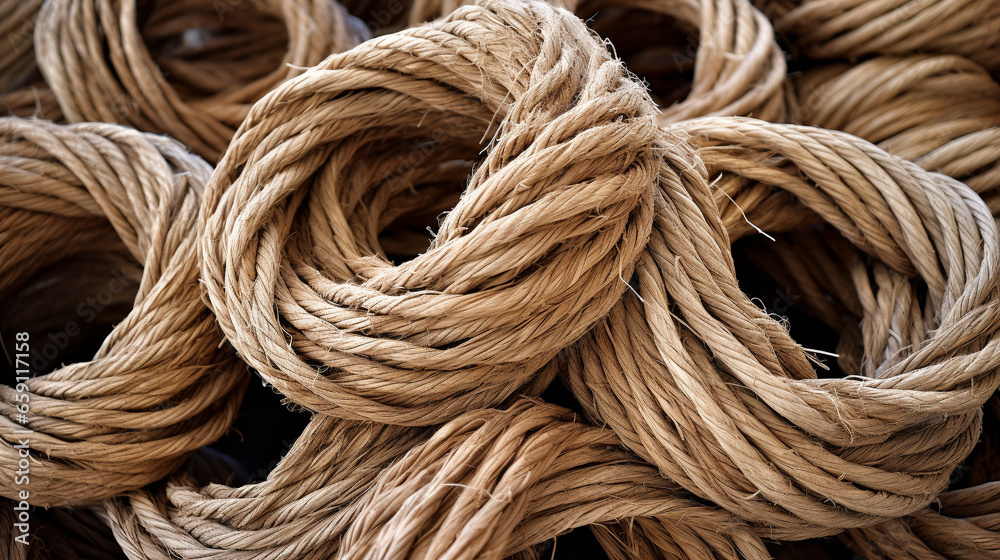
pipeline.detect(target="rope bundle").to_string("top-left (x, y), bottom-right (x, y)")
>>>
top-left (562, 117), bottom-right (1000, 539)
top-left (200, 0), bottom-right (657, 425)
top-left (103, 399), bottom-right (770, 560)
top-left (742, 235), bottom-right (1000, 558)
top-left (2, 0), bottom-right (1000, 557)
top-left (408, 0), bottom-right (788, 122)
top-left (794, 54), bottom-right (1000, 217)
top-left (755, 0), bottom-right (1000, 74)
top-left (0, 118), bottom-right (246, 507)
top-left (578, 0), bottom-right (788, 123)
top-left (34, 0), bottom-right (369, 161)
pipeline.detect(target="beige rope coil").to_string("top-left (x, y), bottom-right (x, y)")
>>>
top-left (0, 117), bottom-right (247, 507)
top-left (0, 0), bottom-right (43, 92)
top-left (747, 232), bottom-right (1000, 559)
top-left (577, 0), bottom-right (788, 123)
top-left (102, 399), bottom-right (769, 560)
top-left (842, 483), bottom-right (1000, 560)
top-left (1, 501), bottom-right (125, 560)
top-left (408, 0), bottom-right (788, 123)
top-left (34, 0), bottom-right (369, 162)
top-left (794, 54), bottom-right (1000, 218)
top-left (561, 116), bottom-right (1000, 540)
top-left (0, 85), bottom-right (63, 121)
top-left (755, 0), bottom-right (1000, 74)
top-left (200, 0), bottom-right (658, 425)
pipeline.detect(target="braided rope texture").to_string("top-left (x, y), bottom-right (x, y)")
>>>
top-left (1, 0), bottom-right (1000, 558)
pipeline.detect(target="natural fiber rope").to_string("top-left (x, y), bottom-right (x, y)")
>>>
top-left (0, 0), bottom-right (43, 92)
top-left (743, 235), bottom-right (1000, 558)
top-left (101, 399), bottom-right (770, 560)
top-left (408, 0), bottom-right (787, 123)
top-left (0, 446), bottom-right (245, 560)
top-left (577, 0), bottom-right (787, 123)
top-left (34, 0), bottom-right (369, 162)
top-left (561, 116), bottom-right (1000, 539)
top-left (0, 85), bottom-right (63, 121)
top-left (843, 482), bottom-right (1000, 560)
top-left (200, 0), bottom-right (657, 425)
top-left (743, 230), bottom-right (1000, 560)
top-left (0, 117), bottom-right (247, 507)
top-left (794, 54), bottom-right (1000, 219)
top-left (759, 0), bottom-right (1000, 74)
top-left (1, 502), bottom-right (125, 560)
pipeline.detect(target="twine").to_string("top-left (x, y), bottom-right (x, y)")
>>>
top-left (1, 502), bottom-right (124, 560)
top-left (102, 399), bottom-right (770, 560)
top-left (0, 117), bottom-right (247, 507)
top-left (1, 0), bottom-right (999, 555)
top-left (0, 0), bottom-right (43, 92)
top-left (409, 0), bottom-right (787, 123)
top-left (561, 117), bottom-right (1000, 539)
top-left (756, 235), bottom-right (1000, 558)
top-left (794, 54), bottom-right (1000, 218)
top-left (579, 0), bottom-right (787, 123)
top-left (200, 0), bottom-right (657, 426)
top-left (34, 0), bottom-right (369, 162)
top-left (756, 0), bottom-right (1000, 74)
top-left (0, 85), bottom-right (63, 122)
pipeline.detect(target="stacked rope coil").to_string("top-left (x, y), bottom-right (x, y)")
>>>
top-left (200, 0), bottom-right (657, 425)
top-left (794, 54), bottom-right (1000, 218)
top-left (0, 118), bottom-right (247, 507)
top-left (408, 0), bottom-right (788, 122)
top-left (34, 0), bottom-right (369, 161)
top-left (754, 0), bottom-right (1000, 75)
top-left (103, 399), bottom-right (770, 560)
top-left (562, 117), bottom-right (1000, 539)
top-left (742, 231), bottom-right (1000, 558)
top-left (2, 0), bottom-right (1000, 557)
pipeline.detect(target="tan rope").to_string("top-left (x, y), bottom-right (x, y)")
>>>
top-left (34, 0), bottom-right (368, 162)
top-left (0, 0), bottom-right (43, 92)
top-left (756, 0), bottom-right (1000, 74)
top-left (794, 54), bottom-right (1000, 218)
top-left (738, 224), bottom-right (1000, 558)
top-left (844, 482), bottom-right (1000, 560)
top-left (0, 85), bottom-right (63, 121)
top-left (561, 116), bottom-right (1000, 539)
top-left (101, 399), bottom-right (770, 560)
top-left (200, 0), bottom-right (657, 426)
top-left (408, 0), bottom-right (788, 122)
top-left (0, 117), bottom-right (247, 507)
top-left (581, 0), bottom-right (787, 123)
